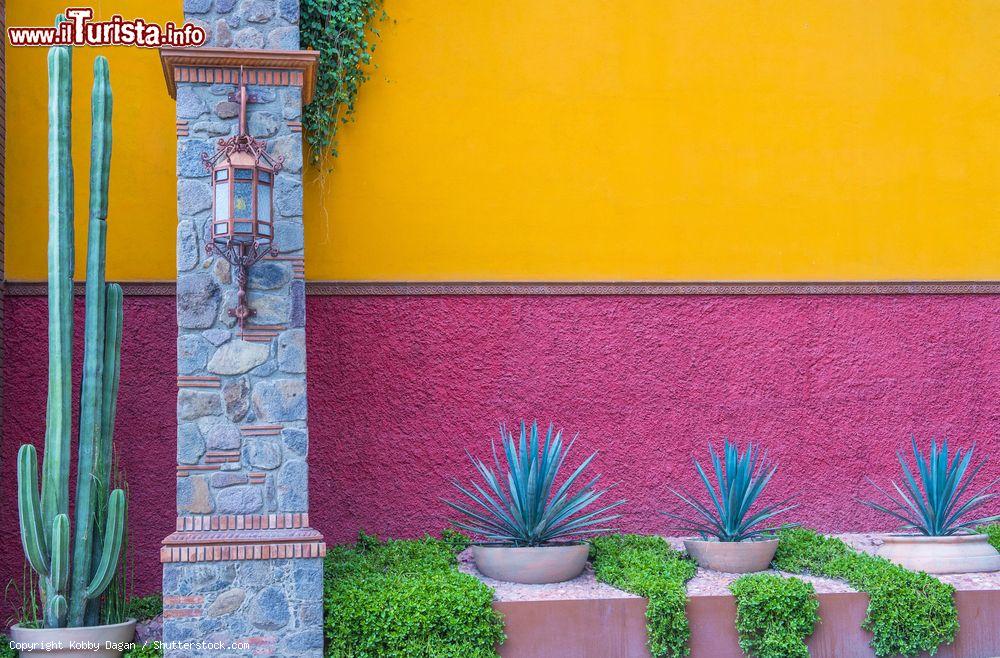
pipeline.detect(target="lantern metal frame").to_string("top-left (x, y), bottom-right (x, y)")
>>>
top-left (202, 67), bottom-right (285, 329)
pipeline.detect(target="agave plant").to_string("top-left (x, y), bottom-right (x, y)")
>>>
top-left (859, 438), bottom-right (1000, 536)
top-left (663, 440), bottom-right (796, 542)
top-left (443, 421), bottom-right (625, 546)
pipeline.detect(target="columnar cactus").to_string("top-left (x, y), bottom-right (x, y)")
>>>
top-left (16, 44), bottom-right (125, 630)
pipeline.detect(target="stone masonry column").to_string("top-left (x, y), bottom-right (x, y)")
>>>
top-left (159, 2), bottom-right (322, 656)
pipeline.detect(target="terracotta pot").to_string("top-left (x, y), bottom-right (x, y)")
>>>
top-left (683, 538), bottom-right (778, 573)
top-left (9, 619), bottom-right (136, 657)
top-left (472, 543), bottom-right (590, 584)
top-left (876, 534), bottom-right (1000, 574)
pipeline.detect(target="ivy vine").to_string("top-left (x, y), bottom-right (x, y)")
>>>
top-left (300, 0), bottom-right (387, 167)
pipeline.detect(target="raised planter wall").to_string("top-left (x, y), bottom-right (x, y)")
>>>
top-left (496, 589), bottom-right (1000, 658)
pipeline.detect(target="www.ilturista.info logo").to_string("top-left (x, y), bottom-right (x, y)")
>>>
top-left (7, 7), bottom-right (207, 48)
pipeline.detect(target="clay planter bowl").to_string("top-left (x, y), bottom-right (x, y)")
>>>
top-left (876, 534), bottom-right (1000, 574)
top-left (472, 542), bottom-right (590, 584)
top-left (10, 618), bottom-right (136, 657)
top-left (683, 538), bottom-right (779, 573)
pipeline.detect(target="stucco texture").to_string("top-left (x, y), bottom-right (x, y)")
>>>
top-left (2, 294), bottom-right (999, 619)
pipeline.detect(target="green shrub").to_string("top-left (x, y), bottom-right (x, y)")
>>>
top-left (125, 594), bottom-right (162, 622)
top-left (773, 528), bottom-right (958, 657)
top-left (324, 531), bottom-right (504, 657)
top-left (729, 574), bottom-right (819, 658)
top-left (0, 636), bottom-right (15, 658)
top-left (590, 534), bottom-right (697, 658)
top-left (978, 524), bottom-right (1000, 551)
top-left (124, 642), bottom-right (162, 658)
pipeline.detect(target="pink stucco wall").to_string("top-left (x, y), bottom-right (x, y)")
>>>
top-left (2, 293), bottom-right (999, 619)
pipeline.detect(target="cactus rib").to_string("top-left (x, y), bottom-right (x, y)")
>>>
top-left (17, 445), bottom-right (50, 576)
top-left (40, 44), bottom-right (74, 551)
top-left (68, 54), bottom-right (113, 628)
top-left (51, 514), bottom-right (70, 593)
top-left (85, 489), bottom-right (126, 600)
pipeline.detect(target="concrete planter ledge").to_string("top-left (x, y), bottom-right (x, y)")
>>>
top-left (458, 535), bottom-right (1000, 658)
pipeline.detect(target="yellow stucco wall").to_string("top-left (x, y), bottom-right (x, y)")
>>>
top-left (6, 0), bottom-right (999, 282)
top-left (5, 0), bottom-right (180, 282)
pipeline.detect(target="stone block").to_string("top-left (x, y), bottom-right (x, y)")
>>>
top-left (214, 19), bottom-right (233, 47)
top-left (277, 460), bottom-right (308, 511)
top-left (222, 377), bottom-right (251, 422)
top-left (198, 417), bottom-right (242, 450)
top-left (178, 476), bottom-right (214, 514)
top-left (177, 221), bottom-right (199, 272)
top-left (251, 379), bottom-right (307, 422)
top-left (178, 423), bottom-right (206, 465)
top-left (178, 179), bottom-right (213, 217)
top-left (281, 427), bottom-right (307, 456)
top-left (290, 280), bottom-right (306, 328)
top-left (178, 389), bottom-right (223, 421)
top-left (211, 472), bottom-right (248, 488)
top-left (233, 27), bottom-right (265, 49)
top-left (208, 340), bottom-right (270, 375)
top-left (177, 274), bottom-right (220, 329)
top-left (267, 25), bottom-right (298, 50)
top-left (269, 134), bottom-right (302, 174)
top-left (178, 334), bottom-right (211, 374)
top-left (215, 485), bottom-right (264, 514)
top-left (274, 221), bottom-right (304, 253)
top-left (177, 139), bottom-right (213, 178)
top-left (277, 0), bottom-right (299, 24)
top-left (207, 588), bottom-right (246, 617)
top-left (277, 329), bottom-right (305, 373)
top-left (184, 0), bottom-right (213, 13)
top-left (248, 111), bottom-right (280, 138)
top-left (203, 328), bottom-right (231, 346)
top-left (248, 586), bottom-right (290, 631)
top-left (246, 292), bottom-right (289, 324)
top-left (177, 86), bottom-right (209, 119)
top-left (274, 175), bottom-right (303, 216)
top-left (239, 0), bottom-right (275, 23)
top-left (248, 261), bottom-right (291, 289)
top-left (244, 439), bottom-right (283, 470)
top-left (191, 120), bottom-right (232, 137)
top-left (214, 101), bottom-right (240, 119)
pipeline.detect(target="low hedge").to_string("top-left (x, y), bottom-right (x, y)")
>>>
top-left (730, 573), bottom-right (819, 658)
top-left (979, 524), bottom-right (1000, 552)
top-left (773, 527), bottom-right (958, 657)
top-left (590, 534), bottom-right (697, 658)
top-left (324, 530), bottom-right (504, 657)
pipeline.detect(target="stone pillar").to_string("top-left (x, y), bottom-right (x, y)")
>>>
top-left (160, 2), bottom-right (321, 655)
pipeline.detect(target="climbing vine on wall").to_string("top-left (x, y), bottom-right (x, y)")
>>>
top-left (300, 0), bottom-right (387, 167)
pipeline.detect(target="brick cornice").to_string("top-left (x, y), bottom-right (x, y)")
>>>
top-left (159, 46), bottom-right (320, 103)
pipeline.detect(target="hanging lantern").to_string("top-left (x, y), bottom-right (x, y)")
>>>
top-left (202, 67), bottom-right (284, 329)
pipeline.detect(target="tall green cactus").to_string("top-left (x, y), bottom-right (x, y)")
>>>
top-left (15, 46), bottom-right (126, 630)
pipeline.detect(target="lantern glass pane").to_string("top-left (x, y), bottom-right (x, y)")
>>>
top-left (214, 223), bottom-right (228, 236)
top-left (233, 181), bottom-right (253, 219)
top-left (215, 181), bottom-right (230, 220)
top-left (235, 222), bottom-right (253, 233)
top-left (215, 169), bottom-right (228, 181)
top-left (234, 168), bottom-right (253, 180)
top-left (259, 223), bottom-right (272, 237)
top-left (258, 171), bottom-right (271, 183)
top-left (257, 184), bottom-right (271, 222)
